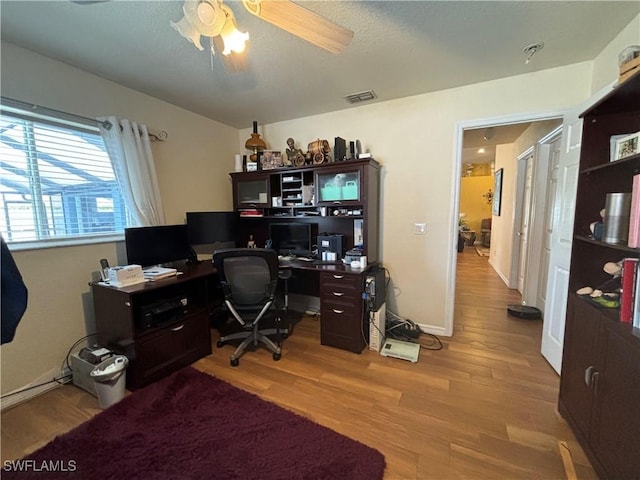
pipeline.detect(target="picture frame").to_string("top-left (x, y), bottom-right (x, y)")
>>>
top-left (260, 150), bottom-right (283, 170)
top-left (613, 131), bottom-right (640, 161)
top-left (492, 168), bottom-right (503, 216)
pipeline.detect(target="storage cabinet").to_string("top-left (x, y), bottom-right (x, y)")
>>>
top-left (316, 167), bottom-right (361, 204)
top-left (233, 173), bottom-right (271, 209)
top-left (92, 263), bottom-right (215, 389)
top-left (558, 72), bottom-right (640, 479)
top-left (230, 159), bottom-right (380, 261)
top-left (319, 270), bottom-right (368, 353)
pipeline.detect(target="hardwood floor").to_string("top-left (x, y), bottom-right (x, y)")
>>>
top-left (1, 247), bottom-right (597, 479)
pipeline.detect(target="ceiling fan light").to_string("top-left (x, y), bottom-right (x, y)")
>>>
top-left (183, 0), bottom-right (226, 37)
top-left (197, 1), bottom-right (216, 24)
top-left (220, 6), bottom-right (249, 55)
top-left (170, 16), bottom-right (204, 50)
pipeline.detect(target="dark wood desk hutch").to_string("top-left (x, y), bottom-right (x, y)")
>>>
top-left (92, 263), bottom-right (215, 389)
top-left (231, 158), bottom-right (381, 353)
top-left (559, 73), bottom-right (640, 479)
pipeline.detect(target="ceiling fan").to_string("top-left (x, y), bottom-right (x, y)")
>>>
top-left (171, 0), bottom-right (354, 72)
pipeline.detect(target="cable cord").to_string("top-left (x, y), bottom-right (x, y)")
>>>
top-left (385, 308), bottom-right (443, 351)
top-left (0, 374), bottom-right (73, 399)
top-left (1, 333), bottom-right (100, 400)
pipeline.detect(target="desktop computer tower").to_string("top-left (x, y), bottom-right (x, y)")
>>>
top-left (365, 265), bottom-right (386, 311)
top-left (369, 303), bottom-right (386, 352)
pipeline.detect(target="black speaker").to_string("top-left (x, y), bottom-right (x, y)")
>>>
top-left (349, 141), bottom-right (356, 159)
top-left (334, 137), bottom-right (346, 162)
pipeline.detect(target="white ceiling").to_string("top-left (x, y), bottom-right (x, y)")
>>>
top-left (1, 1), bottom-right (638, 130)
top-left (462, 122), bottom-right (533, 165)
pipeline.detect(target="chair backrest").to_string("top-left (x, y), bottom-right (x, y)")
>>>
top-left (481, 218), bottom-right (492, 231)
top-left (213, 249), bottom-right (279, 307)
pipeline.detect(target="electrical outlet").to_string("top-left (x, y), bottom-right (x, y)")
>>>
top-left (414, 223), bottom-right (426, 235)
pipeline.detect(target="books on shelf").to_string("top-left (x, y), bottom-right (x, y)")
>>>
top-left (628, 172), bottom-right (640, 248)
top-left (634, 262), bottom-right (640, 328)
top-left (239, 209), bottom-right (263, 217)
top-left (620, 258), bottom-right (639, 325)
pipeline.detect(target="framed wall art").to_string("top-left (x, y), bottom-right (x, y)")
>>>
top-left (613, 131), bottom-right (639, 161)
top-left (492, 168), bottom-right (503, 216)
top-left (261, 150), bottom-right (283, 170)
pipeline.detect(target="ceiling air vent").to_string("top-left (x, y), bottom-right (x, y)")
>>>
top-left (344, 90), bottom-right (377, 104)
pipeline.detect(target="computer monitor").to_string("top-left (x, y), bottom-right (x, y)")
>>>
top-left (125, 224), bottom-right (192, 267)
top-left (186, 211), bottom-right (238, 252)
top-left (269, 222), bottom-right (314, 257)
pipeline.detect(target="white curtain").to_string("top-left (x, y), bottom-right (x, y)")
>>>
top-left (98, 116), bottom-right (165, 226)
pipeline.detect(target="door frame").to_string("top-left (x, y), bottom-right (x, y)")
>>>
top-left (446, 111), bottom-right (565, 336)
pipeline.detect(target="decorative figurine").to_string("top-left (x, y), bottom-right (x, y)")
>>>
top-left (307, 139), bottom-right (332, 164)
top-left (247, 235), bottom-right (256, 248)
top-left (285, 138), bottom-right (305, 167)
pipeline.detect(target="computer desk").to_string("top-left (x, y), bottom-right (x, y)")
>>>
top-left (144, 256), bottom-right (373, 354)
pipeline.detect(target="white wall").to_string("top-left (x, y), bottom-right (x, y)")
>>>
top-left (239, 63), bottom-right (593, 335)
top-left (489, 143), bottom-right (516, 284)
top-left (0, 42), bottom-right (238, 397)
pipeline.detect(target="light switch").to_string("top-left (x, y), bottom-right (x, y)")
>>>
top-left (414, 223), bottom-right (426, 235)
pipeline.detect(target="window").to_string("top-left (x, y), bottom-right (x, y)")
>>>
top-left (0, 106), bottom-right (133, 245)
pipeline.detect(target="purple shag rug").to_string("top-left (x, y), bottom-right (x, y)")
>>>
top-left (3, 367), bottom-right (385, 479)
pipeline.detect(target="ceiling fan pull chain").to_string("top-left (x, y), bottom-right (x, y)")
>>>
top-left (210, 37), bottom-right (215, 71)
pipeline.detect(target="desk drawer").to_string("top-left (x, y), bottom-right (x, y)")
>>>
top-left (320, 298), bottom-right (365, 353)
top-left (130, 312), bottom-right (212, 388)
top-left (320, 271), bottom-right (362, 297)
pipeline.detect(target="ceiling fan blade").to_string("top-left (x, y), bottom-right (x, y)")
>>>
top-left (212, 36), bottom-right (248, 73)
top-left (245, 0), bottom-right (353, 54)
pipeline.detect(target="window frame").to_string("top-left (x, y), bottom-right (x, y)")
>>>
top-left (0, 103), bottom-right (132, 249)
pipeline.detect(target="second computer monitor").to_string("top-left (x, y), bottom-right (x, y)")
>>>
top-left (269, 222), bottom-right (315, 257)
top-left (186, 211), bottom-right (238, 252)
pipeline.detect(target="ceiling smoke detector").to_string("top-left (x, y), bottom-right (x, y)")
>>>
top-left (482, 127), bottom-right (495, 141)
top-left (344, 90), bottom-right (377, 104)
top-left (522, 42), bottom-right (544, 64)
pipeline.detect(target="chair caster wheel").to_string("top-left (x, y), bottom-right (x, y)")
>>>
top-left (230, 358), bottom-right (239, 367)
top-left (217, 340), bottom-right (224, 348)
top-left (273, 352), bottom-right (281, 361)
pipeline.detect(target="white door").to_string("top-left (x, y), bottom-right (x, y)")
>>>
top-left (540, 109), bottom-right (582, 374)
top-left (541, 85), bottom-right (611, 374)
top-left (517, 153), bottom-right (534, 294)
top-left (537, 136), bottom-right (562, 312)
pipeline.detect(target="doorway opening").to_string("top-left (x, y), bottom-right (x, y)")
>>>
top-left (450, 113), bottom-right (563, 335)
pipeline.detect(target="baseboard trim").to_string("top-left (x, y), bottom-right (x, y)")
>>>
top-left (1, 367), bottom-right (71, 411)
top-left (416, 323), bottom-right (448, 337)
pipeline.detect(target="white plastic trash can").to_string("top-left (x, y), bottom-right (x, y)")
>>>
top-left (90, 355), bottom-right (128, 409)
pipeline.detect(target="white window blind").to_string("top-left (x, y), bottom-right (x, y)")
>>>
top-left (0, 107), bottom-right (133, 245)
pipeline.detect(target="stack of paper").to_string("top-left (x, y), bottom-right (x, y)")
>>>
top-left (143, 267), bottom-right (178, 281)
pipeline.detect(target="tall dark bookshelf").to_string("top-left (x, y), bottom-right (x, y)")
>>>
top-left (558, 72), bottom-right (640, 479)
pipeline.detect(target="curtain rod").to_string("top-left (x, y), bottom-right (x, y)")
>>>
top-left (0, 96), bottom-right (168, 142)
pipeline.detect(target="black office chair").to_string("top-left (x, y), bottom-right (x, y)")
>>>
top-left (213, 248), bottom-right (283, 367)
